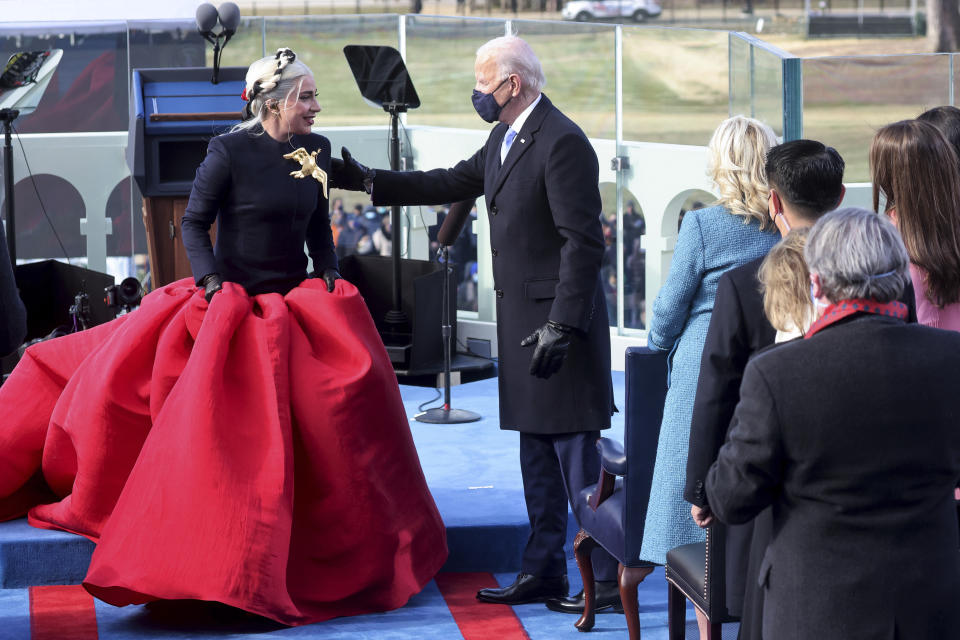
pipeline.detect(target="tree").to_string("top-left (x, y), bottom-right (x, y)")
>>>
top-left (927, 0), bottom-right (960, 53)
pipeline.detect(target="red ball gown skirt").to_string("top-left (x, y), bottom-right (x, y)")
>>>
top-left (0, 277), bottom-right (447, 626)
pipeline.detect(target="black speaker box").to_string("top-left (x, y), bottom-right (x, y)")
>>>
top-left (14, 260), bottom-right (115, 340)
top-left (339, 255), bottom-right (454, 373)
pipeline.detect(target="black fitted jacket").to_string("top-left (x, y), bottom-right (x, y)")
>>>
top-left (182, 129), bottom-right (338, 296)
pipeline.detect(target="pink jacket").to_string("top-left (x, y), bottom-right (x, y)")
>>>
top-left (910, 264), bottom-right (960, 332)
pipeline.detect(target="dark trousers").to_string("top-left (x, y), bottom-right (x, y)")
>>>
top-left (519, 431), bottom-right (618, 582)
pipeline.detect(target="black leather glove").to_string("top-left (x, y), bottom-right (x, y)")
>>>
top-left (330, 147), bottom-right (375, 193)
top-left (520, 320), bottom-right (573, 379)
top-left (321, 268), bottom-right (342, 293)
top-left (199, 273), bottom-right (222, 303)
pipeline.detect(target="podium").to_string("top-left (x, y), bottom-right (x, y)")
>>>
top-left (339, 255), bottom-right (454, 373)
top-left (127, 67), bottom-right (245, 287)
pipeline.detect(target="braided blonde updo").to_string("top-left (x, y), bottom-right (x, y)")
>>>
top-left (235, 47), bottom-right (313, 133)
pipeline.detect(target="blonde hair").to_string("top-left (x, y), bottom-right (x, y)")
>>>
top-left (708, 115), bottom-right (778, 230)
top-left (760, 228), bottom-right (812, 334)
top-left (234, 47), bottom-right (313, 134)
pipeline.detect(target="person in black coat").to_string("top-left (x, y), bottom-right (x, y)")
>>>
top-left (338, 34), bottom-right (618, 612)
top-left (683, 140), bottom-right (845, 637)
top-left (705, 207), bottom-right (960, 640)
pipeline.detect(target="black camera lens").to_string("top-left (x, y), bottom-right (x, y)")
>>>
top-left (117, 277), bottom-right (142, 306)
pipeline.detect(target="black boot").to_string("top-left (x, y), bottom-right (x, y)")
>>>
top-left (544, 580), bottom-right (623, 613)
top-left (476, 573), bottom-right (569, 605)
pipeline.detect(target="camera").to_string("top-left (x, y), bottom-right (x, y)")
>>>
top-left (104, 277), bottom-right (143, 315)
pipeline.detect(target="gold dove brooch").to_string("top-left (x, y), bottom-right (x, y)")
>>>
top-left (283, 147), bottom-right (328, 198)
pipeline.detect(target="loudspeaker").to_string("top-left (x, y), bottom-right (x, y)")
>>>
top-left (14, 260), bottom-right (115, 340)
top-left (339, 255), bottom-right (454, 373)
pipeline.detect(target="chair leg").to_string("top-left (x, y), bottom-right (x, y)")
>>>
top-left (705, 621), bottom-right (721, 640)
top-left (619, 563), bottom-right (654, 640)
top-left (573, 529), bottom-right (598, 632)
top-left (668, 581), bottom-right (687, 640)
top-left (695, 607), bottom-right (712, 640)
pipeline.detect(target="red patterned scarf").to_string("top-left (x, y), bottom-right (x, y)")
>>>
top-left (805, 298), bottom-right (908, 339)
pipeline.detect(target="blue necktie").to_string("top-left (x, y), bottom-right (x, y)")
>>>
top-left (501, 128), bottom-right (517, 164)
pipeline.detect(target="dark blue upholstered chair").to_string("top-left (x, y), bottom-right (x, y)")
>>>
top-left (571, 346), bottom-right (668, 639)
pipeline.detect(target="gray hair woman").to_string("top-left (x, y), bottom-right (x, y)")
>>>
top-left (805, 207), bottom-right (910, 329)
top-left (237, 47), bottom-right (317, 136)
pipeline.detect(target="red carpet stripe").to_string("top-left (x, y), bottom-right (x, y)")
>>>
top-left (29, 585), bottom-right (99, 640)
top-left (435, 573), bottom-right (530, 640)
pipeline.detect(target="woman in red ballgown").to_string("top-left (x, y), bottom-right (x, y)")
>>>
top-left (0, 48), bottom-right (447, 626)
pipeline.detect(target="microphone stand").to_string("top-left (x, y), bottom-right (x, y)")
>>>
top-left (211, 38), bottom-right (223, 85)
top-left (201, 31), bottom-right (232, 85)
top-left (415, 244), bottom-right (481, 424)
top-left (1, 108), bottom-right (19, 264)
top-left (383, 102), bottom-right (408, 333)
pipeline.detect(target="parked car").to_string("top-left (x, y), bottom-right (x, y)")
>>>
top-left (561, 0), bottom-right (662, 22)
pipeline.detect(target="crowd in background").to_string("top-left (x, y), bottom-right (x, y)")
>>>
top-left (332, 196), bottom-right (651, 324)
top-left (330, 198), bottom-right (480, 311)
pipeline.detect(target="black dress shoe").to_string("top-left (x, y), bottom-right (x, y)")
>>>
top-left (544, 580), bottom-right (623, 614)
top-left (476, 573), bottom-right (569, 605)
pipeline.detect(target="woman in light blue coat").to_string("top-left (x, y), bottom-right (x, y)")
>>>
top-left (641, 116), bottom-right (780, 566)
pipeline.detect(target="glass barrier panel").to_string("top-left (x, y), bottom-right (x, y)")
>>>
top-left (621, 140), bottom-right (715, 335)
top-left (128, 20), bottom-right (208, 73)
top-left (802, 54), bottom-right (951, 182)
top-left (513, 20), bottom-right (617, 141)
top-left (214, 17), bottom-right (268, 69)
top-left (0, 21), bottom-right (129, 134)
top-left (622, 26), bottom-right (730, 146)
top-left (404, 15), bottom-right (506, 129)
top-left (751, 44), bottom-right (785, 138)
top-left (264, 15), bottom-right (401, 127)
top-left (0, 22), bottom-right (129, 278)
top-left (954, 53), bottom-right (960, 108)
top-left (729, 32), bottom-right (751, 120)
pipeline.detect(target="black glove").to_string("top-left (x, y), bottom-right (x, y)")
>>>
top-left (520, 320), bottom-right (573, 379)
top-left (330, 147), bottom-right (375, 193)
top-left (321, 268), bottom-right (342, 293)
top-left (200, 273), bottom-right (223, 303)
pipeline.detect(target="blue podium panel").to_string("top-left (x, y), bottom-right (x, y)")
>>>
top-left (128, 66), bottom-right (246, 197)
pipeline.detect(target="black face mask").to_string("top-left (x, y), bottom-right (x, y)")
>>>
top-left (471, 77), bottom-right (513, 123)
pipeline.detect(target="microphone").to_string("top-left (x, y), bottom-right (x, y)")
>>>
top-left (218, 2), bottom-right (241, 40)
top-left (195, 3), bottom-right (219, 37)
top-left (437, 199), bottom-right (476, 246)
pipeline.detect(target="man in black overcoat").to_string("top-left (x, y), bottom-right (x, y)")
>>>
top-left (705, 208), bottom-right (960, 640)
top-left (337, 35), bottom-right (618, 611)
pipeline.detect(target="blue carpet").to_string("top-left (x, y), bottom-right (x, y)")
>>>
top-left (89, 581), bottom-right (465, 639)
top-left (0, 561), bottom-right (713, 639)
top-left (0, 589), bottom-right (30, 639)
top-left (0, 519), bottom-right (94, 588)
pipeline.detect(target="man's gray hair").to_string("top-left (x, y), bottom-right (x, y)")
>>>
top-left (476, 35), bottom-right (546, 99)
top-left (804, 207), bottom-right (909, 303)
